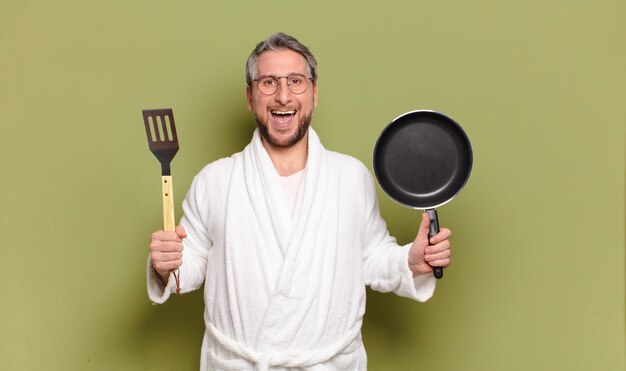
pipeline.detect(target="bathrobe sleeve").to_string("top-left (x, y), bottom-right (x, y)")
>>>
top-left (147, 165), bottom-right (217, 303)
top-left (361, 168), bottom-right (436, 302)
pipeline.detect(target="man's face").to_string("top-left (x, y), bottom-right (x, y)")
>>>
top-left (246, 49), bottom-right (318, 149)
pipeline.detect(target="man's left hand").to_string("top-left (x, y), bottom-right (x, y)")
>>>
top-left (408, 212), bottom-right (452, 277)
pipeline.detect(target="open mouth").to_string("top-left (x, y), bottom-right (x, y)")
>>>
top-left (271, 109), bottom-right (297, 117)
top-left (270, 109), bottom-right (297, 127)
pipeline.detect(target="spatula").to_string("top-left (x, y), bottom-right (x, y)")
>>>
top-left (142, 108), bottom-right (181, 294)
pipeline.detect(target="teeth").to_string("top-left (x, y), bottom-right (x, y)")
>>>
top-left (271, 110), bottom-right (296, 115)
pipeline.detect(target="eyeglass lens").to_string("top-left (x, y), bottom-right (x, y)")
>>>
top-left (256, 74), bottom-right (309, 95)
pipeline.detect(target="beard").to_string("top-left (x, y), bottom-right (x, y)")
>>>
top-left (254, 109), bottom-right (313, 149)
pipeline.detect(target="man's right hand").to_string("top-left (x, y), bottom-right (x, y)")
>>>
top-left (149, 225), bottom-right (186, 285)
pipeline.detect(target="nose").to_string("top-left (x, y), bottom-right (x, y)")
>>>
top-left (274, 77), bottom-right (292, 105)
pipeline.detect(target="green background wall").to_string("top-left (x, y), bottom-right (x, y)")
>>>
top-left (1, 1), bottom-right (624, 370)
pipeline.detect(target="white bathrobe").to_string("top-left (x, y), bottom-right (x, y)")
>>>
top-left (148, 128), bottom-right (436, 370)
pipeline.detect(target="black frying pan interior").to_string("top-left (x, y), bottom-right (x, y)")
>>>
top-left (373, 111), bottom-right (472, 209)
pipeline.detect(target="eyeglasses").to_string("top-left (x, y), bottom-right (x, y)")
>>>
top-left (253, 73), bottom-right (312, 95)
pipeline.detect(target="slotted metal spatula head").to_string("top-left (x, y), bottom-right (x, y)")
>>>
top-left (142, 108), bottom-right (179, 175)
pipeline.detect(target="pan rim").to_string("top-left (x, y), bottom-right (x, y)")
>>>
top-left (373, 109), bottom-right (473, 210)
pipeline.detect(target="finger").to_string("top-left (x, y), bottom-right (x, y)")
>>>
top-left (152, 250), bottom-right (183, 262)
top-left (175, 225), bottom-right (187, 239)
top-left (429, 227), bottom-right (452, 244)
top-left (152, 230), bottom-right (182, 243)
top-left (425, 240), bottom-right (450, 254)
top-left (427, 258), bottom-right (451, 268)
top-left (150, 240), bottom-right (184, 253)
top-left (415, 212), bottom-right (430, 241)
top-left (424, 248), bottom-right (450, 263)
top-left (152, 259), bottom-right (183, 273)
top-left (151, 250), bottom-right (183, 270)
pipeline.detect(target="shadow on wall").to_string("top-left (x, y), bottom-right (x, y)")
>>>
top-left (97, 238), bottom-right (208, 368)
top-left (221, 108), bottom-right (256, 154)
top-left (363, 288), bottom-right (432, 358)
top-left (195, 85), bottom-right (257, 162)
top-left (133, 291), bottom-right (206, 364)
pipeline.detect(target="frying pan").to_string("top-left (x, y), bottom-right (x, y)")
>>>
top-left (373, 110), bottom-right (472, 279)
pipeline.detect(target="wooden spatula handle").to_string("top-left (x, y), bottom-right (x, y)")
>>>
top-left (162, 175), bottom-right (181, 294)
top-left (162, 176), bottom-right (175, 231)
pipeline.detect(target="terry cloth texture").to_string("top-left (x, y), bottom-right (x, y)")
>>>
top-left (148, 128), bottom-right (436, 370)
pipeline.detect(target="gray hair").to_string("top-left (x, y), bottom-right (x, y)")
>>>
top-left (245, 32), bottom-right (318, 87)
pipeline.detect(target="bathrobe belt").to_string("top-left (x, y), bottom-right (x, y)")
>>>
top-left (206, 320), bottom-right (362, 370)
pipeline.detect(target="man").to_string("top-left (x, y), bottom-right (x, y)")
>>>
top-left (148, 32), bottom-right (452, 370)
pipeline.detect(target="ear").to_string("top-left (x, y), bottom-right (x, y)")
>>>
top-left (246, 86), bottom-right (253, 111)
top-left (312, 82), bottom-right (318, 108)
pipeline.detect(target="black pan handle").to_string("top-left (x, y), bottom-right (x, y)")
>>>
top-left (426, 209), bottom-right (444, 279)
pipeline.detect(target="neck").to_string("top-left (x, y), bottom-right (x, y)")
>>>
top-left (261, 131), bottom-right (308, 176)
